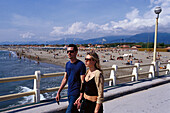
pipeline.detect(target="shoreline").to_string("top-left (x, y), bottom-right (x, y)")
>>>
top-left (1, 47), bottom-right (169, 67)
top-left (0, 47), bottom-right (67, 68)
top-left (0, 47), bottom-right (169, 78)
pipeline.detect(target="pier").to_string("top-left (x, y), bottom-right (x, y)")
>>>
top-left (0, 61), bottom-right (170, 112)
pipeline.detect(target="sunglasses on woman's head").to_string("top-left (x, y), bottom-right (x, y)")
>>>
top-left (67, 50), bottom-right (74, 54)
top-left (85, 58), bottom-right (92, 61)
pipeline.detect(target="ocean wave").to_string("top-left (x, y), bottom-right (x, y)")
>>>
top-left (0, 50), bottom-right (8, 52)
top-left (9, 51), bottom-right (17, 57)
top-left (0, 57), bottom-right (7, 60)
top-left (16, 86), bottom-right (46, 105)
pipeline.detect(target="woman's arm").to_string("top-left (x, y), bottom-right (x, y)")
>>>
top-left (94, 103), bottom-right (101, 113)
top-left (74, 92), bottom-right (83, 109)
top-left (95, 71), bottom-right (104, 104)
top-left (94, 71), bottom-right (104, 112)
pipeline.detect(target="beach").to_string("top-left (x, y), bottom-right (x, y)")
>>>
top-left (1, 46), bottom-right (169, 79)
top-left (0, 46), bottom-right (169, 109)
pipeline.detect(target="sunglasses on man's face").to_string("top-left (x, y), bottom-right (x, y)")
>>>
top-left (67, 50), bottom-right (75, 54)
top-left (85, 58), bottom-right (92, 61)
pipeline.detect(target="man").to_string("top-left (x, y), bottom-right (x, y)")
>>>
top-left (56, 44), bottom-right (86, 113)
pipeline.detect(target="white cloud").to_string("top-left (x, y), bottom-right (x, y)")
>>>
top-left (20, 32), bottom-right (35, 39)
top-left (50, 27), bottom-right (64, 36)
top-left (99, 23), bottom-right (111, 32)
top-left (67, 22), bottom-right (86, 34)
top-left (50, 9), bottom-right (153, 36)
top-left (126, 8), bottom-right (140, 20)
top-left (150, 0), bottom-right (170, 7)
top-left (50, 0), bottom-right (170, 38)
top-left (86, 22), bottom-right (98, 31)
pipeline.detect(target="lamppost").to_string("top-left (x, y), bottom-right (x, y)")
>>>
top-left (153, 6), bottom-right (162, 62)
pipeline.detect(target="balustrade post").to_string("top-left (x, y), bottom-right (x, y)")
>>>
top-left (109, 65), bottom-right (117, 86)
top-left (149, 63), bottom-right (155, 78)
top-left (166, 60), bottom-right (170, 74)
top-left (34, 71), bottom-right (41, 103)
top-left (155, 61), bottom-right (159, 76)
top-left (131, 63), bottom-right (140, 81)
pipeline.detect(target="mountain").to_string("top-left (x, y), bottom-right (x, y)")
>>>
top-left (0, 32), bottom-right (169, 45)
top-left (46, 38), bottom-right (84, 45)
top-left (45, 35), bottom-right (131, 45)
top-left (0, 41), bottom-right (46, 45)
top-left (125, 32), bottom-right (170, 44)
top-left (77, 35), bottom-right (131, 44)
top-left (76, 32), bottom-right (170, 44)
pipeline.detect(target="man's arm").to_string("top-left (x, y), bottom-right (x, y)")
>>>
top-left (55, 72), bottom-right (68, 102)
top-left (80, 74), bottom-right (85, 94)
top-left (80, 74), bottom-right (85, 93)
top-left (74, 74), bottom-right (85, 108)
top-left (80, 74), bottom-right (85, 83)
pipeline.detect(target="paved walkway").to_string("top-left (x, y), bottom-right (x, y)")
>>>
top-left (2, 75), bottom-right (170, 113)
top-left (104, 82), bottom-right (170, 113)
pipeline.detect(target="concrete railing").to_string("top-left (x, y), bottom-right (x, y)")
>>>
top-left (0, 61), bottom-right (169, 104)
top-left (108, 61), bottom-right (170, 86)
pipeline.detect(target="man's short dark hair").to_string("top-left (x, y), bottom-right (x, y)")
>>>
top-left (68, 44), bottom-right (78, 51)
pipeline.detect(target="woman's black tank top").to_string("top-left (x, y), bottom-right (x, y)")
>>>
top-left (84, 77), bottom-right (98, 96)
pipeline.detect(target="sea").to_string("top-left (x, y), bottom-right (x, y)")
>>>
top-left (0, 50), bottom-right (66, 109)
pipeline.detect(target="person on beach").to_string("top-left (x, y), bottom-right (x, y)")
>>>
top-left (74, 52), bottom-right (104, 113)
top-left (9, 53), bottom-right (11, 58)
top-left (55, 44), bottom-right (86, 113)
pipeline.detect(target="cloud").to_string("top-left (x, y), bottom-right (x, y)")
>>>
top-left (49, 10), bottom-right (152, 36)
top-left (126, 8), bottom-right (140, 20)
top-left (149, 0), bottom-right (170, 7)
top-left (12, 14), bottom-right (53, 28)
top-left (20, 32), bottom-right (35, 39)
top-left (11, 14), bottom-right (54, 40)
top-left (50, 17), bottom-right (155, 36)
top-left (50, 27), bottom-right (64, 36)
top-left (67, 22), bottom-right (86, 34)
top-left (50, 22), bottom-right (99, 36)
top-left (49, 0), bottom-right (170, 38)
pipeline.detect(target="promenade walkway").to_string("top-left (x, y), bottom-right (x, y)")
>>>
top-left (2, 75), bottom-right (170, 113)
top-left (104, 82), bottom-right (170, 113)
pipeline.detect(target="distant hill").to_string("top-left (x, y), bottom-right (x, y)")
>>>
top-left (76, 32), bottom-right (170, 44)
top-left (0, 41), bottom-right (46, 45)
top-left (46, 38), bottom-right (83, 45)
top-left (0, 32), bottom-right (169, 45)
top-left (77, 35), bottom-right (131, 44)
top-left (44, 36), bottom-right (131, 45)
top-left (125, 32), bottom-right (170, 44)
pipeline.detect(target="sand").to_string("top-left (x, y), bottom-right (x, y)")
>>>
top-left (1, 46), bottom-right (169, 80)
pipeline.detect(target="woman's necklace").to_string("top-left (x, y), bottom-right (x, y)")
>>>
top-left (87, 70), bottom-right (96, 81)
top-left (87, 74), bottom-right (91, 80)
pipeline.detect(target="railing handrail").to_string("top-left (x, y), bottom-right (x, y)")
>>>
top-left (0, 91), bottom-right (35, 102)
top-left (118, 65), bottom-right (137, 69)
top-left (41, 72), bottom-right (65, 78)
top-left (0, 75), bottom-right (35, 83)
top-left (140, 63), bottom-right (154, 67)
top-left (0, 61), bottom-right (169, 105)
top-left (40, 85), bottom-right (68, 94)
top-left (0, 72), bottom-right (65, 83)
top-left (160, 62), bottom-right (170, 65)
top-left (101, 67), bottom-right (115, 71)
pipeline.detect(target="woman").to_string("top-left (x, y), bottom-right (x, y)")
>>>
top-left (75, 52), bottom-right (104, 113)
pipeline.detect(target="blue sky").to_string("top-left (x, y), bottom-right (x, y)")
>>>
top-left (0, 0), bottom-right (170, 42)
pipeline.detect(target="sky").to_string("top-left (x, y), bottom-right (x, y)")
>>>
top-left (0, 0), bottom-right (170, 42)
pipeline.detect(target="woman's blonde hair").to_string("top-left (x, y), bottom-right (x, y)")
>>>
top-left (87, 52), bottom-right (102, 72)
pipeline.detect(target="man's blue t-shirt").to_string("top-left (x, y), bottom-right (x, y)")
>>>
top-left (66, 60), bottom-right (86, 96)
